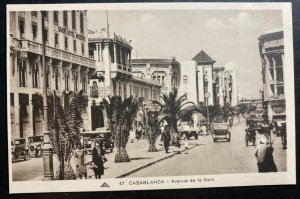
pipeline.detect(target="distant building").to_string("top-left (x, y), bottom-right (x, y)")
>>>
top-left (224, 62), bottom-right (238, 107)
top-left (258, 28), bottom-right (285, 123)
top-left (88, 31), bottom-right (161, 130)
top-left (192, 50), bottom-right (215, 106)
top-left (212, 65), bottom-right (225, 106)
top-left (131, 58), bottom-right (181, 94)
top-left (9, 11), bottom-right (96, 139)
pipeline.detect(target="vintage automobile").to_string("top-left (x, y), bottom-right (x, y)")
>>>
top-left (11, 138), bottom-right (29, 163)
top-left (81, 128), bottom-right (114, 154)
top-left (245, 118), bottom-right (263, 146)
top-left (28, 135), bottom-right (44, 157)
top-left (178, 122), bottom-right (199, 140)
top-left (246, 109), bottom-right (266, 126)
top-left (211, 123), bottom-right (231, 142)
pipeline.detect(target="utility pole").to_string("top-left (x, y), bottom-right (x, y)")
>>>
top-left (41, 11), bottom-right (54, 181)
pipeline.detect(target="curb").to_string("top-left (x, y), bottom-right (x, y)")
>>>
top-left (116, 144), bottom-right (199, 178)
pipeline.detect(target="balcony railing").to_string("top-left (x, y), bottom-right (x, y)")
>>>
top-left (90, 86), bottom-right (110, 99)
top-left (18, 39), bottom-right (96, 68)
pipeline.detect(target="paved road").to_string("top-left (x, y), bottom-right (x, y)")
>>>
top-left (127, 120), bottom-right (287, 177)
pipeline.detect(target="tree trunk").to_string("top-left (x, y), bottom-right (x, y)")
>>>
top-left (115, 147), bottom-right (130, 163)
top-left (148, 143), bottom-right (158, 152)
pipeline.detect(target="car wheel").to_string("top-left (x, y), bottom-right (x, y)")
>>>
top-left (110, 148), bottom-right (113, 152)
top-left (12, 153), bottom-right (16, 163)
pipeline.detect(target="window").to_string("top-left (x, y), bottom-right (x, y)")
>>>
top-left (32, 63), bottom-right (38, 88)
top-left (152, 76), bottom-right (156, 82)
top-left (80, 12), bottom-right (84, 33)
top-left (32, 22), bottom-right (37, 41)
top-left (73, 72), bottom-right (78, 92)
top-left (53, 11), bottom-right (58, 25)
top-left (45, 29), bottom-right (49, 45)
top-left (81, 43), bottom-right (85, 55)
top-left (73, 40), bottom-right (77, 53)
top-left (31, 11), bottom-right (37, 17)
top-left (162, 76), bottom-right (165, 86)
top-left (63, 11), bottom-right (68, 27)
top-left (64, 37), bottom-right (68, 51)
top-left (54, 33), bottom-right (59, 48)
top-left (72, 11), bottom-right (76, 30)
top-left (157, 76), bottom-right (161, 84)
top-left (19, 60), bottom-right (26, 87)
top-left (64, 71), bottom-right (69, 91)
top-left (124, 83), bottom-right (127, 99)
top-left (46, 65), bottom-right (50, 88)
top-left (19, 17), bottom-right (25, 39)
top-left (54, 68), bottom-right (59, 91)
top-left (82, 73), bottom-right (86, 93)
top-left (44, 12), bottom-right (48, 21)
top-left (183, 75), bottom-right (188, 84)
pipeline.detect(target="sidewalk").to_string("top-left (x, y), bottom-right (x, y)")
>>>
top-left (28, 136), bottom-right (202, 180)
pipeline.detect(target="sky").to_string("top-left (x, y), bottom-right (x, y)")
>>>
top-left (87, 9), bottom-right (283, 99)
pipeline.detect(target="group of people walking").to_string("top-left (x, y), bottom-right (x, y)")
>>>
top-left (73, 142), bottom-right (107, 180)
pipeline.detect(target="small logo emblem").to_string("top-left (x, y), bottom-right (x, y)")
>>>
top-left (100, 182), bottom-right (110, 188)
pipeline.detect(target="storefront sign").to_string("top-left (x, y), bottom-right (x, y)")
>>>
top-left (58, 26), bottom-right (85, 41)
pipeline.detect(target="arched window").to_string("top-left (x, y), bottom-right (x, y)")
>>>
top-left (91, 81), bottom-right (98, 98)
top-left (64, 71), bottom-right (69, 91)
top-left (32, 63), bottom-right (38, 88)
top-left (73, 72), bottom-right (78, 92)
top-left (19, 60), bottom-right (26, 87)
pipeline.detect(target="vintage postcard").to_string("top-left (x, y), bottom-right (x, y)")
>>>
top-left (7, 2), bottom-right (295, 193)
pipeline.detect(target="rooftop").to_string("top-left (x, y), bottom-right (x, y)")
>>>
top-left (132, 58), bottom-right (174, 65)
top-left (192, 50), bottom-right (216, 64)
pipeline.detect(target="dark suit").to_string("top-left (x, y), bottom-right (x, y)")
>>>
top-left (92, 147), bottom-right (104, 178)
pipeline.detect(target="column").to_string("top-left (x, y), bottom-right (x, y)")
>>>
top-left (94, 44), bottom-right (99, 62)
top-left (113, 43), bottom-right (117, 63)
top-left (264, 55), bottom-right (272, 98)
top-left (99, 43), bottom-right (103, 62)
top-left (28, 93), bottom-right (34, 137)
top-left (281, 53), bottom-right (284, 82)
top-left (119, 47), bottom-right (123, 66)
top-left (272, 57), bottom-right (277, 95)
top-left (129, 51), bottom-right (131, 72)
top-left (13, 92), bottom-right (20, 139)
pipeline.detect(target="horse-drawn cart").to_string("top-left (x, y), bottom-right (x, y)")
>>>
top-left (212, 123), bottom-right (231, 142)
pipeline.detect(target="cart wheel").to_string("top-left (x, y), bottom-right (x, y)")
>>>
top-left (245, 139), bottom-right (248, 147)
top-left (213, 138), bottom-right (217, 143)
top-left (228, 138), bottom-right (231, 142)
top-left (110, 148), bottom-right (113, 153)
top-left (24, 155), bottom-right (28, 161)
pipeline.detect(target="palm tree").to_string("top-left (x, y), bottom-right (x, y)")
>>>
top-left (141, 109), bottom-right (160, 152)
top-left (47, 90), bottom-right (88, 180)
top-left (152, 89), bottom-right (197, 142)
top-left (103, 96), bottom-right (144, 163)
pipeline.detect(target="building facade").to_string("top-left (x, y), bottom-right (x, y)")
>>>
top-left (9, 11), bottom-right (96, 139)
top-left (258, 28), bottom-right (285, 123)
top-left (192, 50), bottom-right (215, 106)
top-left (88, 31), bottom-right (161, 130)
top-left (131, 58), bottom-right (181, 94)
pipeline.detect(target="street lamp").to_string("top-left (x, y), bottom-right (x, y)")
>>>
top-left (41, 11), bottom-right (54, 181)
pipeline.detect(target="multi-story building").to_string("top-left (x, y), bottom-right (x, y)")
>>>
top-left (9, 11), bottom-right (96, 139)
top-left (223, 62), bottom-right (238, 107)
top-left (131, 58), bottom-right (181, 94)
top-left (212, 64), bottom-right (225, 107)
top-left (258, 28), bottom-right (285, 123)
top-left (192, 50), bottom-right (215, 106)
top-left (88, 30), bottom-right (161, 130)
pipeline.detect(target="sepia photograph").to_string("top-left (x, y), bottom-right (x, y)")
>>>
top-left (7, 2), bottom-right (295, 193)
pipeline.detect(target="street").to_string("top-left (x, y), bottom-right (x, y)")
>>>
top-left (127, 120), bottom-right (287, 177)
top-left (12, 120), bottom-right (287, 181)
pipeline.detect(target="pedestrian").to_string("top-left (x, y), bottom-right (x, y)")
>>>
top-left (136, 125), bottom-right (142, 140)
top-left (201, 124), bottom-right (207, 135)
top-left (129, 127), bottom-right (136, 143)
top-left (74, 144), bottom-right (87, 179)
top-left (161, 127), bottom-right (171, 153)
top-left (92, 141), bottom-right (105, 179)
top-left (182, 134), bottom-right (189, 154)
top-left (274, 121), bottom-right (279, 135)
top-left (281, 122), bottom-right (287, 149)
top-left (255, 135), bottom-right (277, 173)
top-left (84, 155), bottom-right (96, 179)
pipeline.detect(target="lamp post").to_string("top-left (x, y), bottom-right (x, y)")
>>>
top-left (41, 11), bottom-right (54, 180)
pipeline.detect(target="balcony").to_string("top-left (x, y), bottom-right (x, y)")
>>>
top-left (90, 86), bottom-right (110, 99)
top-left (17, 39), bottom-right (95, 68)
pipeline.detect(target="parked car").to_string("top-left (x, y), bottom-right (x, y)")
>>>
top-left (28, 135), bottom-right (44, 157)
top-left (81, 128), bottom-right (114, 154)
top-left (11, 138), bottom-right (29, 163)
top-left (178, 123), bottom-right (199, 140)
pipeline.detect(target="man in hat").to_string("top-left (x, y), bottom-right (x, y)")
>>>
top-left (255, 135), bottom-right (277, 172)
